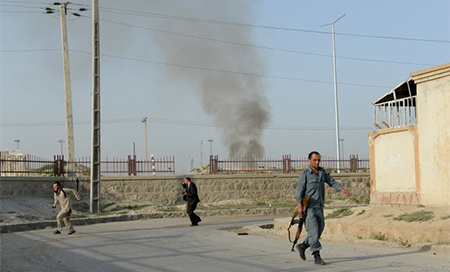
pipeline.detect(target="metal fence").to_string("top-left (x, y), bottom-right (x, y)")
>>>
top-left (0, 153), bottom-right (175, 177)
top-left (209, 154), bottom-right (369, 174)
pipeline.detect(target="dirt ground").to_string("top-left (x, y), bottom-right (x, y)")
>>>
top-left (1, 196), bottom-right (449, 254)
top-left (239, 205), bottom-right (450, 255)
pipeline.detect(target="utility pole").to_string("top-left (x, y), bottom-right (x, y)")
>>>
top-left (322, 14), bottom-right (345, 173)
top-left (59, 2), bottom-right (75, 177)
top-left (14, 139), bottom-right (20, 150)
top-left (58, 139), bottom-right (65, 156)
top-left (142, 117), bottom-right (149, 171)
top-left (207, 139), bottom-right (214, 156)
top-left (339, 138), bottom-right (345, 159)
top-left (200, 140), bottom-right (203, 166)
top-left (90, 0), bottom-right (101, 214)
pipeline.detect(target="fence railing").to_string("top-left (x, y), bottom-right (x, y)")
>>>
top-left (0, 153), bottom-right (175, 177)
top-left (209, 154), bottom-right (369, 174)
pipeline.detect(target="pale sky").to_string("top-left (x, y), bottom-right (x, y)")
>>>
top-left (1, 0), bottom-right (449, 174)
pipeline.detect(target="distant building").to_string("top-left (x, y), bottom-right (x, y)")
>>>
top-left (369, 63), bottom-right (450, 206)
top-left (0, 150), bottom-right (26, 176)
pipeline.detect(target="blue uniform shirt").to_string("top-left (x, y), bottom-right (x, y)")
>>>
top-left (295, 166), bottom-right (343, 208)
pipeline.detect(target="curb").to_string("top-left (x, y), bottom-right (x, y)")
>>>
top-left (1, 207), bottom-right (293, 234)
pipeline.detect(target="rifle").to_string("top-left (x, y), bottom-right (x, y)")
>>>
top-left (287, 196), bottom-right (310, 252)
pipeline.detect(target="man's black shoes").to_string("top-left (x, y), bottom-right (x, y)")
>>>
top-left (295, 243), bottom-right (309, 261)
top-left (313, 251), bottom-right (326, 265)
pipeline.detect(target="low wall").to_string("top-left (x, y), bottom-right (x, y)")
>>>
top-left (1, 173), bottom-right (370, 205)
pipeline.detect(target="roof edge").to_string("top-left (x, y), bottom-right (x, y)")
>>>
top-left (410, 63), bottom-right (450, 78)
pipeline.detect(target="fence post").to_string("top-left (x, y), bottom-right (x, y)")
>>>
top-left (209, 155), bottom-right (218, 174)
top-left (151, 154), bottom-right (155, 176)
top-left (133, 155), bottom-right (137, 176)
top-left (350, 154), bottom-right (359, 172)
top-left (282, 155), bottom-right (291, 173)
top-left (128, 155), bottom-right (132, 176)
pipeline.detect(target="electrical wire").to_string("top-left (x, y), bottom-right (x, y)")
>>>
top-left (0, 117), bottom-right (372, 131)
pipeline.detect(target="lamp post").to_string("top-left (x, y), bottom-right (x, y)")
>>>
top-left (207, 139), bottom-right (214, 156)
top-left (58, 139), bottom-right (65, 156)
top-left (339, 138), bottom-right (345, 159)
top-left (200, 140), bottom-right (203, 166)
top-left (142, 117), bottom-right (149, 172)
top-left (14, 139), bottom-right (20, 150)
top-left (322, 14), bottom-right (345, 173)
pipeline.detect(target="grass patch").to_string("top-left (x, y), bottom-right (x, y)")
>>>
top-left (383, 214), bottom-right (393, 218)
top-left (440, 215), bottom-right (450, 220)
top-left (394, 211), bottom-right (434, 222)
top-left (326, 208), bottom-right (354, 219)
top-left (7, 211), bottom-right (16, 214)
top-left (122, 205), bottom-right (150, 211)
top-left (370, 232), bottom-right (388, 241)
top-left (16, 214), bottom-right (38, 221)
top-left (417, 204), bottom-right (425, 208)
top-left (356, 209), bottom-right (365, 216)
top-left (397, 237), bottom-right (411, 247)
top-left (362, 197), bottom-right (370, 204)
top-left (348, 197), bottom-right (360, 204)
top-left (72, 202), bottom-right (90, 213)
top-left (101, 202), bottom-right (116, 210)
top-left (116, 211), bottom-right (128, 215)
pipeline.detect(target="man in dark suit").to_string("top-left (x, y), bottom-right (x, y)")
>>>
top-left (182, 177), bottom-right (201, 226)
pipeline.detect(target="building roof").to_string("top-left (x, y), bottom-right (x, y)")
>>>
top-left (410, 63), bottom-right (450, 77)
top-left (372, 78), bottom-right (416, 105)
top-left (373, 63), bottom-right (449, 105)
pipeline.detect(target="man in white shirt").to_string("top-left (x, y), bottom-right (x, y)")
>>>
top-left (52, 181), bottom-right (82, 235)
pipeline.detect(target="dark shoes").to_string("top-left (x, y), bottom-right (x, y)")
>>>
top-left (313, 251), bottom-right (326, 265)
top-left (68, 230), bottom-right (76, 235)
top-left (190, 223), bottom-right (198, 226)
top-left (295, 243), bottom-right (309, 261)
top-left (53, 230), bottom-right (61, 234)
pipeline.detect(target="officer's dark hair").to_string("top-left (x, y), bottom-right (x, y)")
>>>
top-left (184, 177), bottom-right (191, 182)
top-left (308, 151), bottom-right (321, 159)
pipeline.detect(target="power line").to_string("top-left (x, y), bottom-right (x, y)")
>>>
top-left (96, 6), bottom-right (450, 44)
top-left (0, 117), bottom-right (372, 131)
top-left (3, 0), bottom-right (449, 44)
top-left (0, 48), bottom-right (391, 88)
top-left (93, 16), bottom-right (437, 67)
top-left (70, 48), bottom-right (391, 88)
top-left (0, 3), bottom-right (440, 66)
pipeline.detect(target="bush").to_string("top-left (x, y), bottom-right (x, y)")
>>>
top-left (370, 232), bottom-right (388, 241)
top-left (326, 208), bottom-right (353, 219)
top-left (394, 211), bottom-right (434, 222)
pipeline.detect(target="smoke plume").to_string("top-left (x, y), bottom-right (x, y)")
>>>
top-left (149, 1), bottom-right (271, 158)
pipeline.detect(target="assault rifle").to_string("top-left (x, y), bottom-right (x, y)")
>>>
top-left (287, 196), bottom-right (310, 252)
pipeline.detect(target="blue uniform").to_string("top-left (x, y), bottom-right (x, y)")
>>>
top-left (295, 166), bottom-right (343, 252)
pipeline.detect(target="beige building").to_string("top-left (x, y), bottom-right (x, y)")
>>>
top-left (369, 63), bottom-right (450, 206)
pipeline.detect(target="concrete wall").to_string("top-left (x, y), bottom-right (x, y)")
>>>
top-left (373, 130), bottom-right (416, 192)
top-left (369, 127), bottom-right (421, 206)
top-left (1, 173), bottom-right (370, 206)
top-left (415, 68), bottom-right (450, 206)
top-left (369, 63), bottom-right (450, 207)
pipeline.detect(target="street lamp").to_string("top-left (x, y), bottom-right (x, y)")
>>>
top-left (339, 138), bottom-right (345, 159)
top-left (14, 139), bottom-right (20, 150)
top-left (322, 14), bottom-right (345, 173)
top-left (200, 140), bottom-right (203, 166)
top-left (207, 139), bottom-right (214, 156)
top-left (58, 139), bottom-right (65, 156)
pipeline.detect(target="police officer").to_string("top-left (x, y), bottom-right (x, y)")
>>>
top-left (295, 151), bottom-right (350, 265)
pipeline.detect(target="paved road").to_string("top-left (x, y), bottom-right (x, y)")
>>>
top-left (1, 215), bottom-right (449, 272)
